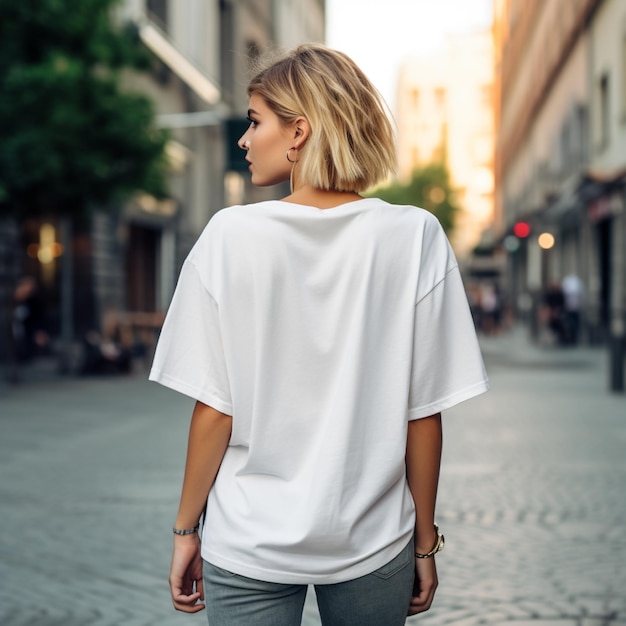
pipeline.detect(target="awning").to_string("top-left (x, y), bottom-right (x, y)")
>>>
top-left (578, 167), bottom-right (626, 202)
top-left (137, 21), bottom-right (220, 105)
top-left (542, 173), bottom-right (583, 223)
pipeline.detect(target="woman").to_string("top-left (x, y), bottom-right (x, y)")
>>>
top-left (150, 44), bottom-right (488, 625)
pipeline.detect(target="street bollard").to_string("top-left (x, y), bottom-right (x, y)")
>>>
top-left (609, 333), bottom-right (625, 393)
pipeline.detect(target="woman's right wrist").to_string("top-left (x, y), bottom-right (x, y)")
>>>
top-left (172, 520), bottom-right (200, 535)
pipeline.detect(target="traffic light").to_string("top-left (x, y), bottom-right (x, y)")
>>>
top-left (513, 221), bottom-right (531, 238)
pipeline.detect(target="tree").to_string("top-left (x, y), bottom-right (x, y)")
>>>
top-left (369, 163), bottom-right (460, 235)
top-left (0, 0), bottom-right (169, 368)
top-left (0, 0), bottom-right (168, 219)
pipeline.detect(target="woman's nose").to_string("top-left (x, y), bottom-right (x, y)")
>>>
top-left (238, 135), bottom-right (250, 151)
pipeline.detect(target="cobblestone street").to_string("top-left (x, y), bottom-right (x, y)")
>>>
top-left (1, 327), bottom-right (625, 626)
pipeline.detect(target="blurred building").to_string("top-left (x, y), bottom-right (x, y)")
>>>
top-left (396, 30), bottom-right (495, 259)
top-left (107, 0), bottom-right (325, 316)
top-left (1, 0), bottom-right (325, 369)
top-left (494, 0), bottom-right (625, 359)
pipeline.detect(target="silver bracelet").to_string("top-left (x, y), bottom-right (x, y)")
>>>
top-left (415, 524), bottom-right (445, 558)
top-left (172, 524), bottom-right (199, 536)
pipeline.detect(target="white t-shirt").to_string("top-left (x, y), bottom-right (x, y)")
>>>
top-left (150, 198), bottom-right (488, 584)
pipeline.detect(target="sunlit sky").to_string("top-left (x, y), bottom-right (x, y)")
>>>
top-left (326, 0), bottom-right (493, 110)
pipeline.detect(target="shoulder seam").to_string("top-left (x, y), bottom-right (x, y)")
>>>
top-left (415, 264), bottom-right (459, 306)
top-left (186, 256), bottom-right (219, 303)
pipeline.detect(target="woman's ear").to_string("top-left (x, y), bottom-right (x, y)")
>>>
top-left (293, 116), bottom-right (310, 150)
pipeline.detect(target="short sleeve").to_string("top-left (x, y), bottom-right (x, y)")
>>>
top-left (149, 259), bottom-right (232, 414)
top-left (408, 267), bottom-right (489, 419)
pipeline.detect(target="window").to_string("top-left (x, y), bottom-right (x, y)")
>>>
top-left (434, 87), bottom-right (446, 109)
top-left (622, 34), bottom-right (626, 120)
top-left (598, 73), bottom-right (610, 150)
top-left (564, 104), bottom-right (588, 170)
top-left (576, 104), bottom-right (588, 164)
top-left (220, 0), bottom-right (235, 105)
top-left (147, 0), bottom-right (168, 32)
top-left (559, 119), bottom-right (571, 175)
top-left (411, 89), bottom-right (420, 109)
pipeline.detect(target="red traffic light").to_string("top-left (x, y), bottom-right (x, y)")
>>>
top-left (513, 221), bottom-right (531, 238)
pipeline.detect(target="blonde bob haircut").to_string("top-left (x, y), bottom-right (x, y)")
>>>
top-left (247, 44), bottom-right (396, 193)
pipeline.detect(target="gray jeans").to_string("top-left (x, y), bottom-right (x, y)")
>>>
top-left (203, 539), bottom-right (414, 625)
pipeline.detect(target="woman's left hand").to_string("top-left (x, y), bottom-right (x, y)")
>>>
top-left (169, 534), bottom-right (205, 613)
top-left (407, 556), bottom-right (438, 615)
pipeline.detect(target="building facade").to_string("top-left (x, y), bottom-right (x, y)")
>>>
top-left (494, 0), bottom-right (626, 388)
top-left (396, 30), bottom-right (495, 259)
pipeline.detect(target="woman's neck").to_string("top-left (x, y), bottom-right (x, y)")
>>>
top-left (282, 185), bottom-right (363, 209)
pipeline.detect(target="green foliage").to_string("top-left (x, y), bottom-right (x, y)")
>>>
top-left (369, 163), bottom-right (460, 235)
top-left (0, 0), bottom-right (168, 219)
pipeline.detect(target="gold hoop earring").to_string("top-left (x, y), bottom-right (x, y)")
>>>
top-left (289, 162), bottom-right (296, 194)
top-left (286, 148), bottom-right (298, 163)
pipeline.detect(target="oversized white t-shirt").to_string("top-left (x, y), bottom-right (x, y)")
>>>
top-left (150, 198), bottom-right (488, 584)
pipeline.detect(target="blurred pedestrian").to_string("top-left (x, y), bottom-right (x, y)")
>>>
top-left (11, 275), bottom-right (48, 363)
top-left (478, 282), bottom-right (501, 335)
top-left (467, 282), bottom-right (482, 330)
top-left (542, 281), bottom-right (566, 345)
top-left (150, 44), bottom-right (488, 625)
top-left (561, 274), bottom-right (583, 346)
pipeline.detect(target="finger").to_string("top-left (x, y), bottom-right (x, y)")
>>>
top-left (407, 586), bottom-right (436, 614)
top-left (172, 591), bottom-right (205, 613)
top-left (197, 576), bottom-right (205, 601)
top-left (407, 597), bottom-right (432, 615)
top-left (170, 573), bottom-right (197, 597)
top-left (411, 584), bottom-right (436, 607)
top-left (172, 589), bottom-right (201, 604)
top-left (173, 601), bottom-right (205, 613)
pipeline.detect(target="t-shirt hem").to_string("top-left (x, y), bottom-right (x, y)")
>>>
top-left (149, 370), bottom-right (233, 415)
top-left (408, 378), bottom-right (490, 420)
top-left (202, 539), bottom-right (409, 585)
